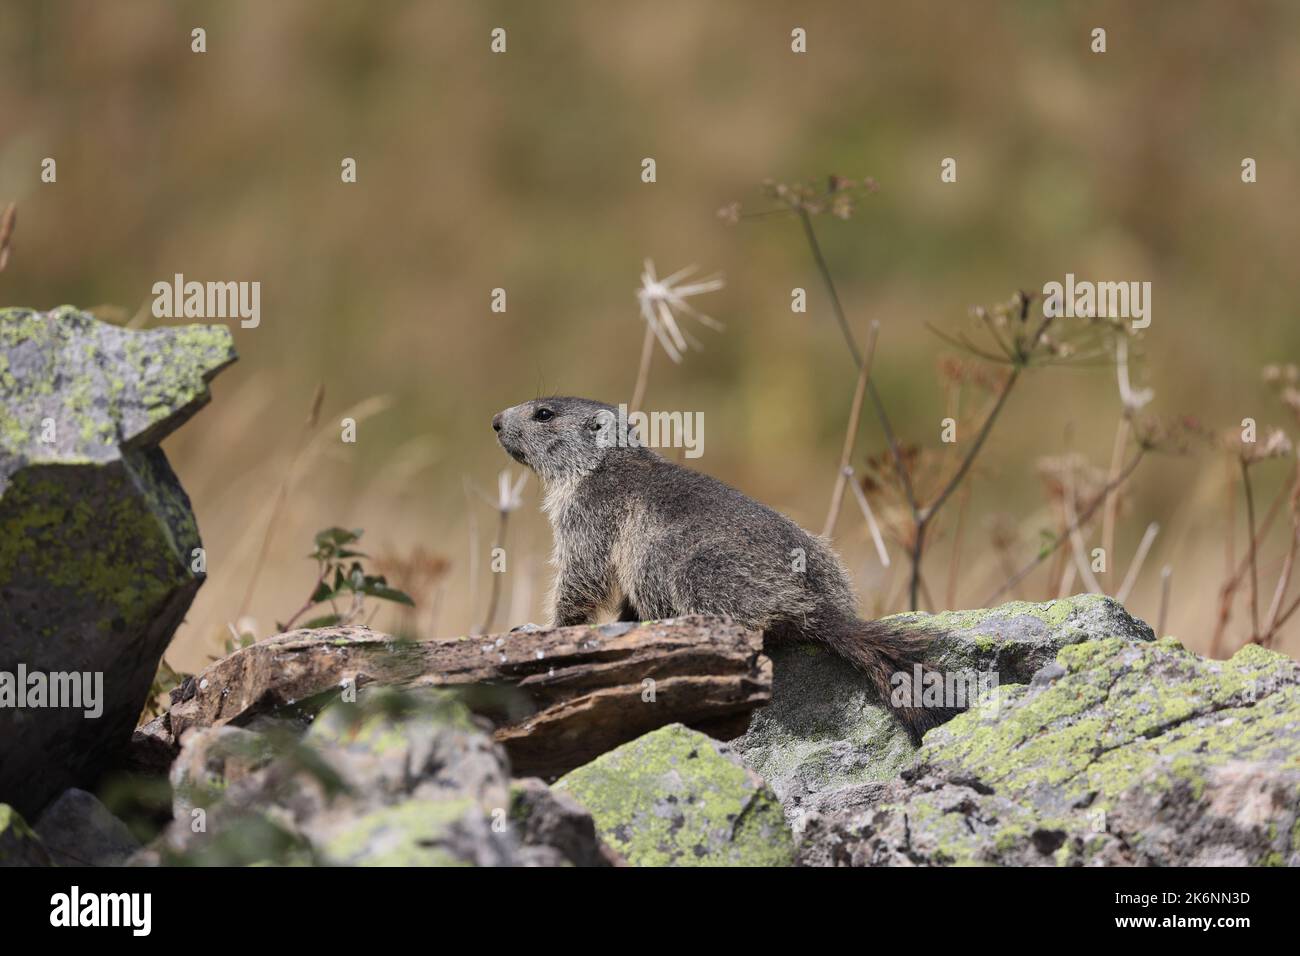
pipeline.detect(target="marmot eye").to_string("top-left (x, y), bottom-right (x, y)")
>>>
top-left (533, 408), bottom-right (554, 422)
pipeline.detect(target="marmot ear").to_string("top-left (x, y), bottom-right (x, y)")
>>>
top-left (587, 409), bottom-right (616, 447)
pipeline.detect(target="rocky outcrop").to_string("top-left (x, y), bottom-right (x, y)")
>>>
top-left (33, 788), bottom-right (140, 867)
top-left (797, 637), bottom-right (1300, 866)
top-left (0, 306), bottom-right (235, 816)
top-left (556, 723), bottom-right (795, 866)
top-left (142, 686), bottom-right (615, 866)
top-left (141, 617), bottom-right (771, 779)
top-left (733, 595), bottom-right (1155, 825)
top-left (0, 804), bottom-right (52, 866)
top-left (509, 778), bottom-right (622, 866)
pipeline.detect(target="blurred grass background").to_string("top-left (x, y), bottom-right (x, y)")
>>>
top-left (1, 0), bottom-right (1298, 668)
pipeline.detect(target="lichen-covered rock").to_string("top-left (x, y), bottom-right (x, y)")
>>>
top-left (168, 726), bottom-right (278, 819)
top-left (147, 687), bottom-right (519, 867)
top-left (733, 595), bottom-right (1154, 824)
top-left (0, 804), bottom-right (52, 866)
top-left (33, 788), bottom-right (140, 866)
top-left (555, 723), bottom-right (794, 866)
top-left (798, 637), bottom-right (1300, 866)
top-left (0, 306), bottom-right (235, 816)
top-left (509, 778), bottom-right (623, 866)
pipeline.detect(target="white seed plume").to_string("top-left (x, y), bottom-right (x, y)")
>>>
top-left (636, 259), bottom-right (725, 363)
top-left (495, 468), bottom-right (528, 512)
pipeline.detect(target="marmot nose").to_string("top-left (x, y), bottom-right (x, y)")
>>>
top-left (492, 413), bottom-right (503, 432)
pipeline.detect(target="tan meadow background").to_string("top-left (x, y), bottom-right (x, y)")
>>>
top-left (2, 0), bottom-right (1297, 670)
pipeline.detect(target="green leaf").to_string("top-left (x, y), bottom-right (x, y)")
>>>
top-left (314, 527), bottom-right (363, 550)
top-left (360, 583), bottom-right (415, 607)
top-left (303, 614), bottom-right (342, 629)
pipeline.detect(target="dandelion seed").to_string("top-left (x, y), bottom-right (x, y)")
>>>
top-left (636, 259), bottom-right (725, 363)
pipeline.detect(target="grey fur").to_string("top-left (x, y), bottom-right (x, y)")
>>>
top-left (492, 396), bottom-right (955, 741)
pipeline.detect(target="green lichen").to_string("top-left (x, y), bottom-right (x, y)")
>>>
top-left (0, 803), bottom-right (51, 865)
top-left (0, 306), bottom-right (235, 468)
top-left (924, 637), bottom-right (1300, 811)
top-left (319, 798), bottom-right (478, 866)
top-left (556, 723), bottom-right (794, 867)
top-left (864, 635), bottom-right (1300, 865)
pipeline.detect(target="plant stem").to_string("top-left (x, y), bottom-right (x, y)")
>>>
top-left (984, 449), bottom-right (1147, 606)
top-left (1101, 415), bottom-right (1132, 574)
top-left (795, 207), bottom-right (919, 519)
top-left (479, 510), bottom-right (510, 635)
top-left (1210, 466), bottom-right (1289, 655)
top-left (1241, 459), bottom-right (1260, 642)
top-left (822, 321), bottom-right (879, 538)
top-left (1261, 521), bottom-right (1298, 645)
top-left (236, 385), bottom-right (324, 624)
top-left (911, 365), bottom-right (1021, 608)
top-left (282, 562), bottom-right (329, 631)
top-left (629, 322), bottom-right (655, 413)
top-left (1157, 565), bottom-right (1172, 637)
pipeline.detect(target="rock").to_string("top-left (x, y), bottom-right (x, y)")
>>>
top-left (0, 306), bottom-right (236, 816)
top-left (33, 788), bottom-right (140, 866)
top-left (733, 595), bottom-right (1154, 824)
top-left (150, 687), bottom-right (519, 866)
top-left (798, 637), bottom-right (1300, 866)
top-left (509, 778), bottom-right (623, 866)
top-left (153, 616), bottom-right (771, 779)
top-left (168, 726), bottom-right (278, 819)
top-left (0, 804), bottom-right (52, 866)
top-left (555, 723), bottom-right (794, 866)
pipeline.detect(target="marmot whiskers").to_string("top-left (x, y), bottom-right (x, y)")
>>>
top-left (492, 396), bottom-right (956, 741)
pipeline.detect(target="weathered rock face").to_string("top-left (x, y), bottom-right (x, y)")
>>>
top-left (144, 686), bottom-right (614, 866)
top-left (0, 804), bottom-right (52, 866)
top-left (143, 616), bottom-right (771, 779)
top-left (734, 595), bottom-right (1155, 824)
top-left (509, 778), bottom-right (623, 866)
top-left (0, 306), bottom-right (236, 816)
top-left (798, 637), bottom-right (1300, 866)
top-left (33, 788), bottom-right (140, 867)
top-left (556, 723), bottom-right (795, 866)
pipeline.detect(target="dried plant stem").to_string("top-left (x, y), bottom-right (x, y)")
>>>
top-left (984, 449), bottom-right (1147, 606)
top-left (1157, 565), bottom-right (1173, 637)
top-left (945, 482), bottom-right (971, 609)
top-left (912, 366), bottom-right (1020, 608)
top-left (464, 476), bottom-right (480, 628)
top-left (1210, 470), bottom-right (1290, 655)
top-left (822, 321), bottom-right (880, 538)
top-left (0, 202), bottom-right (15, 273)
top-left (235, 384), bottom-right (325, 623)
top-left (1100, 415), bottom-right (1131, 571)
top-left (1261, 522), bottom-right (1298, 645)
top-left (847, 465), bottom-right (891, 567)
top-left (1056, 560), bottom-right (1077, 599)
top-left (795, 207), bottom-right (920, 529)
top-left (478, 510), bottom-right (510, 635)
top-left (1241, 459), bottom-right (1261, 642)
top-left (1063, 463), bottom-right (1104, 593)
top-left (1116, 522), bottom-right (1160, 605)
top-left (281, 563), bottom-right (330, 631)
top-left (629, 322), bottom-right (655, 414)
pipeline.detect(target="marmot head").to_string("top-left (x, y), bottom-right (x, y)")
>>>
top-left (492, 397), bottom-right (635, 481)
